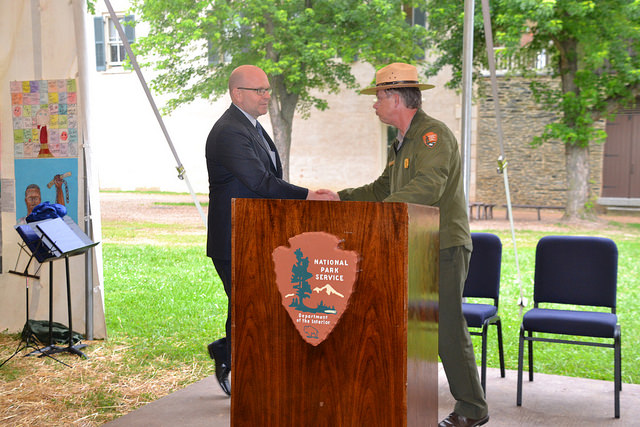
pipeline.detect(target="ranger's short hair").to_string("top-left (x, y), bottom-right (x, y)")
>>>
top-left (385, 87), bottom-right (422, 109)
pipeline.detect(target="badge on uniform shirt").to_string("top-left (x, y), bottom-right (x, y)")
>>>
top-left (423, 132), bottom-right (438, 148)
top-left (404, 158), bottom-right (409, 168)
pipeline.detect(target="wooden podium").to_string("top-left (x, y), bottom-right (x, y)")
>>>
top-left (231, 199), bottom-right (439, 426)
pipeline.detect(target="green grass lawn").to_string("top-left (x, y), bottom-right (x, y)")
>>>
top-left (101, 215), bottom-right (640, 385)
top-left (103, 243), bottom-right (225, 364)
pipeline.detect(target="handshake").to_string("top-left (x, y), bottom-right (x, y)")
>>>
top-left (306, 189), bottom-right (340, 201)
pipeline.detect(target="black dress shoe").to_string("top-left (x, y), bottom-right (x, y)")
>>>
top-left (208, 341), bottom-right (231, 396)
top-left (215, 364), bottom-right (231, 396)
top-left (438, 412), bottom-right (489, 427)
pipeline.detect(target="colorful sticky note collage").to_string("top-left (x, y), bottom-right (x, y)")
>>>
top-left (10, 79), bottom-right (79, 159)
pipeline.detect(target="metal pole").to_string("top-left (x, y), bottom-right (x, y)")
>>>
top-left (480, 0), bottom-right (525, 314)
top-left (83, 144), bottom-right (94, 340)
top-left (461, 0), bottom-right (475, 206)
top-left (73, 0), bottom-right (95, 339)
top-left (103, 0), bottom-right (207, 227)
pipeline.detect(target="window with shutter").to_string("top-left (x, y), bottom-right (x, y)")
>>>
top-left (94, 14), bottom-right (136, 71)
top-left (93, 16), bottom-right (106, 71)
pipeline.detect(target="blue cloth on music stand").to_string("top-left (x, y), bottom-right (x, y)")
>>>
top-left (26, 202), bottom-right (67, 223)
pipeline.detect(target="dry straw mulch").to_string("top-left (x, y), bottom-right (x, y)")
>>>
top-left (0, 334), bottom-right (207, 426)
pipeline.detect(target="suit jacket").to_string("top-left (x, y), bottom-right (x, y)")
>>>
top-left (206, 104), bottom-right (308, 260)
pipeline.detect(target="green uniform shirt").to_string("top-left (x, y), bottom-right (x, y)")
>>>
top-left (338, 109), bottom-right (471, 250)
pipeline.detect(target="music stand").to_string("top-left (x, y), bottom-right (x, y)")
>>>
top-left (12, 216), bottom-right (98, 359)
top-left (2, 222), bottom-right (62, 367)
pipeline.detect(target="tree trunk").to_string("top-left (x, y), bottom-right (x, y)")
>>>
top-left (564, 143), bottom-right (590, 219)
top-left (268, 74), bottom-right (298, 181)
top-left (263, 15), bottom-right (298, 181)
top-left (557, 37), bottom-right (594, 220)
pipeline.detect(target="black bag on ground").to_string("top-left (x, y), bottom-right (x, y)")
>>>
top-left (21, 319), bottom-right (84, 346)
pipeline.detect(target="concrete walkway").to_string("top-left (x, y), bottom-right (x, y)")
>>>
top-left (104, 365), bottom-right (638, 426)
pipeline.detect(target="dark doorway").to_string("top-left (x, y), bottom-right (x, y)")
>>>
top-left (602, 112), bottom-right (640, 198)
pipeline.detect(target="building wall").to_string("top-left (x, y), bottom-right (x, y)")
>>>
top-left (475, 76), bottom-right (604, 207)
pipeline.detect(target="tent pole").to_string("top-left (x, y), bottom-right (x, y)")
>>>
top-left (103, 0), bottom-right (207, 227)
top-left (480, 0), bottom-right (525, 314)
top-left (461, 0), bottom-right (475, 206)
top-left (74, 0), bottom-right (95, 339)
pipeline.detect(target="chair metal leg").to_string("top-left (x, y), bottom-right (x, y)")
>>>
top-left (527, 330), bottom-right (534, 382)
top-left (615, 332), bottom-right (621, 418)
top-left (517, 327), bottom-right (524, 406)
top-left (496, 318), bottom-right (505, 378)
top-left (617, 329), bottom-right (622, 391)
top-left (480, 323), bottom-right (488, 396)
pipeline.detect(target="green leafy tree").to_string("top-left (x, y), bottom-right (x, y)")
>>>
top-left (424, 0), bottom-right (640, 219)
top-left (131, 0), bottom-right (428, 179)
top-left (291, 248), bottom-right (313, 309)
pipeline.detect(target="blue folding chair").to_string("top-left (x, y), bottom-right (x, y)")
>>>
top-left (462, 232), bottom-right (505, 395)
top-left (517, 235), bottom-right (621, 418)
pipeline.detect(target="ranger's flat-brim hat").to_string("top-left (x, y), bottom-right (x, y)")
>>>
top-left (360, 62), bottom-right (434, 95)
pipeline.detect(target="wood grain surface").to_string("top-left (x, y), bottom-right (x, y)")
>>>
top-left (231, 199), bottom-right (439, 426)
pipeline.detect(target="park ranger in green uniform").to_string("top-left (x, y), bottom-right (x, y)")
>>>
top-left (336, 63), bottom-right (489, 427)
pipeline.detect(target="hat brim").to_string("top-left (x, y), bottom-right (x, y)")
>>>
top-left (360, 83), bottom-right (435, 95)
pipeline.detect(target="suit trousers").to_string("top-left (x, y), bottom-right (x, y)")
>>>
top-left (212, 258), bottom-right (232, 367)
top-left (438, 245), bottom-right (489, 419)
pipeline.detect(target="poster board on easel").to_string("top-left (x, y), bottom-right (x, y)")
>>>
top-left (1, 75), bottom-right (106, 338)
top-left (7, 79), bottom-right (85, 335)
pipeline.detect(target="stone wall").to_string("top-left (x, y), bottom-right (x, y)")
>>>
top-left (475, 76), bottom-right (604, 207)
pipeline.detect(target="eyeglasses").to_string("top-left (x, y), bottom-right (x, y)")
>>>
top-left (237, 87), bottom-right (272, 96)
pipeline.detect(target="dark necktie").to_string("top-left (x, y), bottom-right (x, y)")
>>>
top-left (255, 121), bottom-right (264, 137)
top-left (255, 121), bottom-right (277, 167)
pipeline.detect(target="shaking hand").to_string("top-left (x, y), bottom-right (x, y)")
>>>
top-left (307, 189), bottom-right (340, 201)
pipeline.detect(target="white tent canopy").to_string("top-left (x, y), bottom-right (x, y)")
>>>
top-left (0, 0), bottom-right (106, 338)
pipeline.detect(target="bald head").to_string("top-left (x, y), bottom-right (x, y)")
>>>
top-left (228, 65), bottom-right (271, 118)
top-left (228, 65), bottom-right (267, 92)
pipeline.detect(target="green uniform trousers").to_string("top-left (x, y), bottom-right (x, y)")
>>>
top-left (439, 245), bottom-right (489, 419)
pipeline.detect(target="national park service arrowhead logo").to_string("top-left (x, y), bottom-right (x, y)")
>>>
top-left (272, 232), bottom-right (359, 346)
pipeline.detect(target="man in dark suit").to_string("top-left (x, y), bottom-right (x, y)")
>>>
top-left (205, 64), bottom-right (332, 396)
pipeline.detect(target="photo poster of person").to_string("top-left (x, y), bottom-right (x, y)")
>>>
top-left (15, 158), bottom-right (79, 224)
